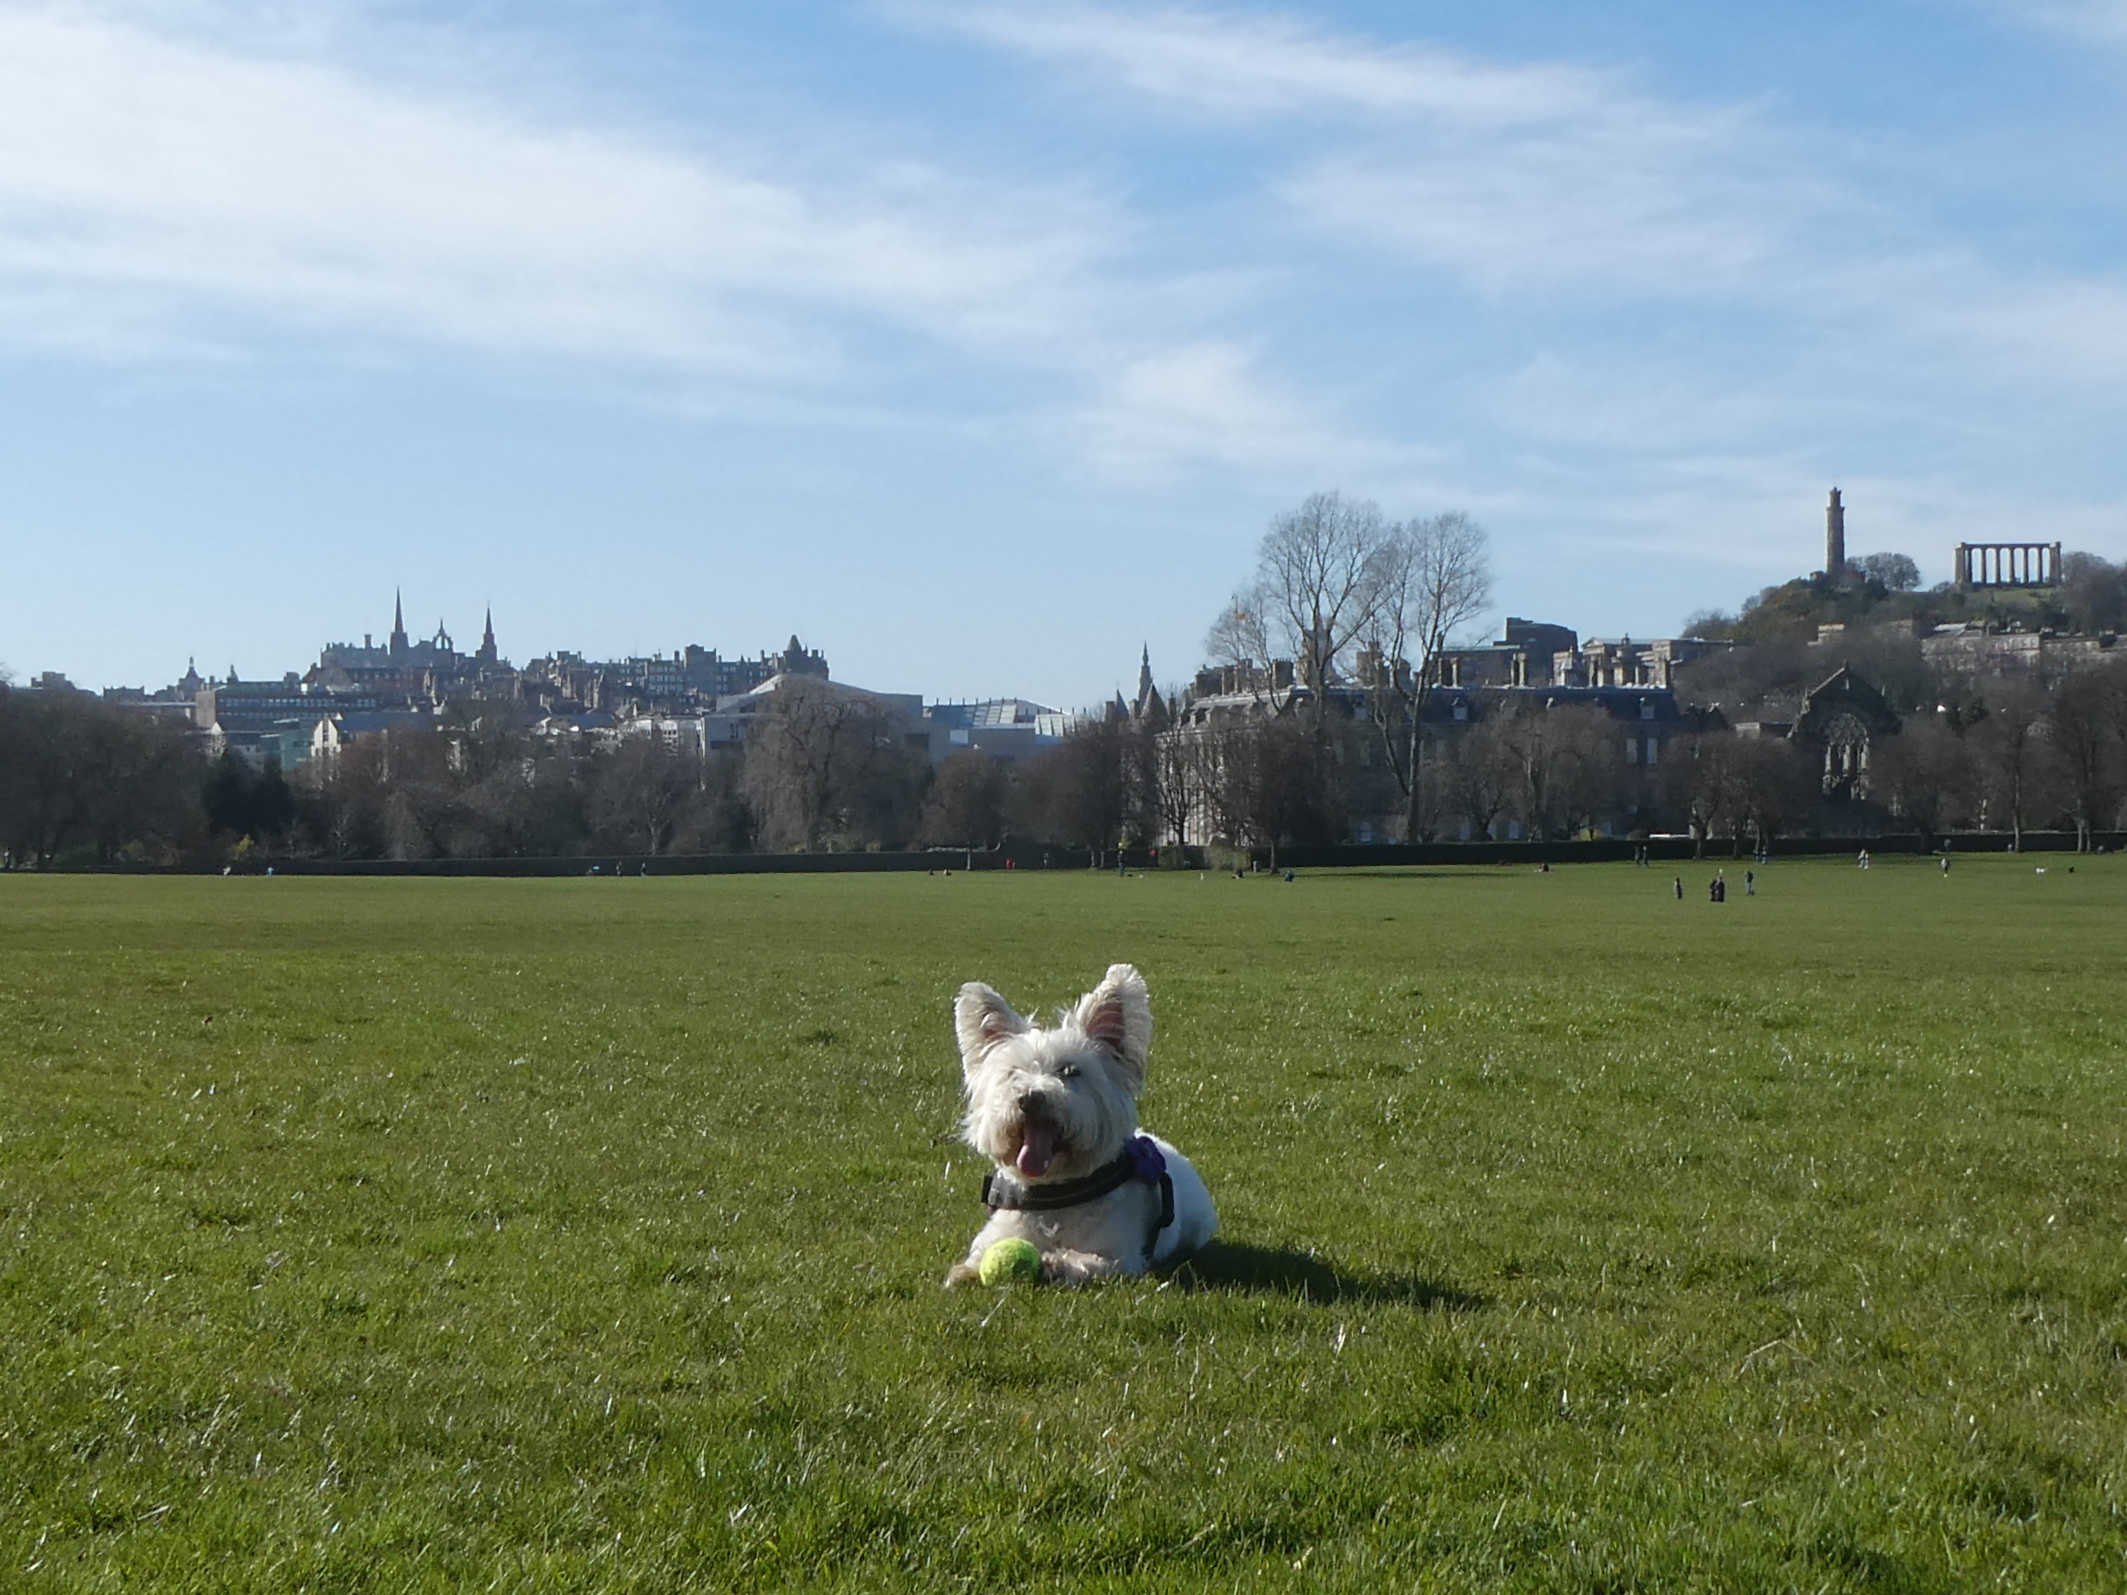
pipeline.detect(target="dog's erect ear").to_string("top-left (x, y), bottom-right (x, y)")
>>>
top-left (1072, 963), bottom-right (1152, 1089)
top-left (955, 982), bottom-right (1029, 1077)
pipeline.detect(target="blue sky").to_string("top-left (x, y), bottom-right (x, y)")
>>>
top-left (5, 0), bottom-right (2127, 709)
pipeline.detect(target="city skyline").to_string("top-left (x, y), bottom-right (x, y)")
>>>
top-left (6, 3), bottom-right (2127, 707)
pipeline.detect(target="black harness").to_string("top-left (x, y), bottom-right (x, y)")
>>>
top-left (981, 1135), bottom-right (1176, 1262)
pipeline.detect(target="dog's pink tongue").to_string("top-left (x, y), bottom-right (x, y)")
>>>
top-left (1017, 1123), bottom-right (1057, 1178)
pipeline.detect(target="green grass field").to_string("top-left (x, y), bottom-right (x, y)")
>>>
top-left (4, 858), bottom-right (2124, 1591)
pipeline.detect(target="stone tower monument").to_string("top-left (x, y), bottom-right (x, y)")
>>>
top-left (1824, 487), bottom-right (1848, 582)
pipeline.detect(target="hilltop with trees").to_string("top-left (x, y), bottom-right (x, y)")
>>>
top-left (1683, 550), bottom-right (2127, 647)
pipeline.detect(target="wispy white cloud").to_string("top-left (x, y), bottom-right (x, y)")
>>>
top-left (1905, 269), bottom-right (2127, 385)
top-left (0, 5), bottom-right (1444, 484)
top-left (914, 0), bottom-right (2127, 416)
top-left (1070, 339), bottom-right (1420, 482)
top-left (1984, 0), bottom-right (2127, 43)
top-left (12, 0), bottom-right (2126, 546)
top-left (879, 0), bottom-right (1609, 124)
top-left (890, 2), bottom-right (1853, 307)
top-left (1280, 117), bottom-right (1817, 302)
top-left (1486, 353), bottom-right (1803, 455)
top-left (0, 9), bottom-right (1119, 381)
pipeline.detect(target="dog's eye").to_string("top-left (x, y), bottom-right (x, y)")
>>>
top-left (1058, 1064), bottom-right (1081, 1079)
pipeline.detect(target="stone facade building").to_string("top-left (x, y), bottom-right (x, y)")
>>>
top-left (1732, 665), bottom-right (1902, 802)
top-left (1918, 622), bottom-right (2125, 682)
top-left (1156, 617), bottom-right (1703, 845)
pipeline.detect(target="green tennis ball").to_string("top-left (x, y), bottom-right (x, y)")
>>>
top-left (978, 1237), bottom-right (1043, 1285)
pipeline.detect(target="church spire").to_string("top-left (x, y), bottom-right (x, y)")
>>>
top-left (389, 588), bottom-right (409, 659)
top-left (478, 604), bottom-right (498, 664)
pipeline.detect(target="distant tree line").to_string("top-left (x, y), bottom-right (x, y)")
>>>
top-left (0, 676), bottom-right (1201, 869)
top-left (0, 688), bottom-right (201, 867)
top-left (13, 521), bottom-right (2127, 869)
top-left (1649, 659), bottom-right (2127, 858)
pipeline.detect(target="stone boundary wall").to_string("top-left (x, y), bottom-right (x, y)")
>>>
top-left (36, 831), bottom-right (2124, 876)
top-left (239, 847), bottom-right (1093, 878)
top-left (1267, 832), bottom-right (2125, 869)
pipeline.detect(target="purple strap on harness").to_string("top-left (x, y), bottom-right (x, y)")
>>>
top-left (1126, 1135), bottom-right (1166, 1182)
top-left (982, 1134), bottom-right (1175, 1261)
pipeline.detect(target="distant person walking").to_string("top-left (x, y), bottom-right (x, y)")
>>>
top-left (1673, 876), bottom-right (1684, 901)
top-left (1745, 869), bottom-right (1755, 896)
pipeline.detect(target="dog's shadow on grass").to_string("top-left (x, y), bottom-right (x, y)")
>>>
top-left (1171, 1241), bottom-right (1483, 1312)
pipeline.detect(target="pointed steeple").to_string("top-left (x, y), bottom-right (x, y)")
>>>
top-left (1131, 644), bottom-right (1169, 729)
top-left (389, 588), bottom-right (410, 659)
top-left (478, 605), bottom-right (498, 664)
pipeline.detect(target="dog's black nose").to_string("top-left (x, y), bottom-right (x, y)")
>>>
top-left (1017, 1091), bottom-right (1041, 1114)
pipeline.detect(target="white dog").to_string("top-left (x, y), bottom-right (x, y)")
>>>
top-left (945, 962), bottom-right (1217, 1286)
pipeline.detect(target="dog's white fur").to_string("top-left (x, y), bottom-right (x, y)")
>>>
top-left (945, 963), bottom-right (1216, 1286)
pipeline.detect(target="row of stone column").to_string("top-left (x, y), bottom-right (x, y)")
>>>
top-left (1954, 542), bottom-right (2062, 588)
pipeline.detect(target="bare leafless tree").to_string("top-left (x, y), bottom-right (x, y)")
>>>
top-left (588, 736), bottom-right (699, 856)
top-left (1523, 704), bottom-right (1626, 840)
top-left (1969, 680), bottom-right (2060, 850)
top-left (1019, 719), bottom-right (1136, 865)
top-left (1146, 721), bottom-right (1201, 848)
top-left (2045, 669), bottom-right (2123, 850)
top-left (1204, 492), bottom-right (1395, 725)
top-left (1871, 716), bottom-right (1970, 847)
top-left (1192, 716), bottom-right (1341, 869)
top-left (1439, 723), bottom-right (1509, 840)
top-left (1364, 510), bottom-right (1492, 839)
top-left (917, 750), bottom-right (1012, 849)
top-left (1657, 731), bottom-right (1720, 856)
top-left (1730, 737), bottom-right (1816, 856)
top-left (743, 680), bottom-right (926, 851)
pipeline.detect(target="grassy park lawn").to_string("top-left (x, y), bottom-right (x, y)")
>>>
top-left (3, 856), bottom-right (2124, 1591)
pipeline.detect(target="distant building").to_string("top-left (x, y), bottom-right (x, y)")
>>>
top-left (101, 659), bottom-right (207, 725)
top-left (1360, 618), bottom-right (1727, 693)
top-left (1952, 541), bottom-right (2062, 590)
top-left (1556, 633), bottom-right (1734, 690)
top-left (593, 664), bottom-right (962, 763)
top-left (198, 673), bottom-right (376, 768)
top-left (1160, 621), bottom-right (1692, 844)
top-left (1425, 617), bottom-right (1579, 689)
top-left (310, 591), bottom-right (512, 704)
top-left (533, 708), bottom-right (619, 742)
top-left (612, 712), bottom-right (723, 758)
top-left (522, 634), bottom-right (830, 717)
top-left (1919, 621), bottom-right (2124, 681)
top-left (1734, 664), bottom-right (1902, 802)
top-left (309, 707), bottom-right (438, 766)
top-left (925, 697), bottom-right (1085, 761)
